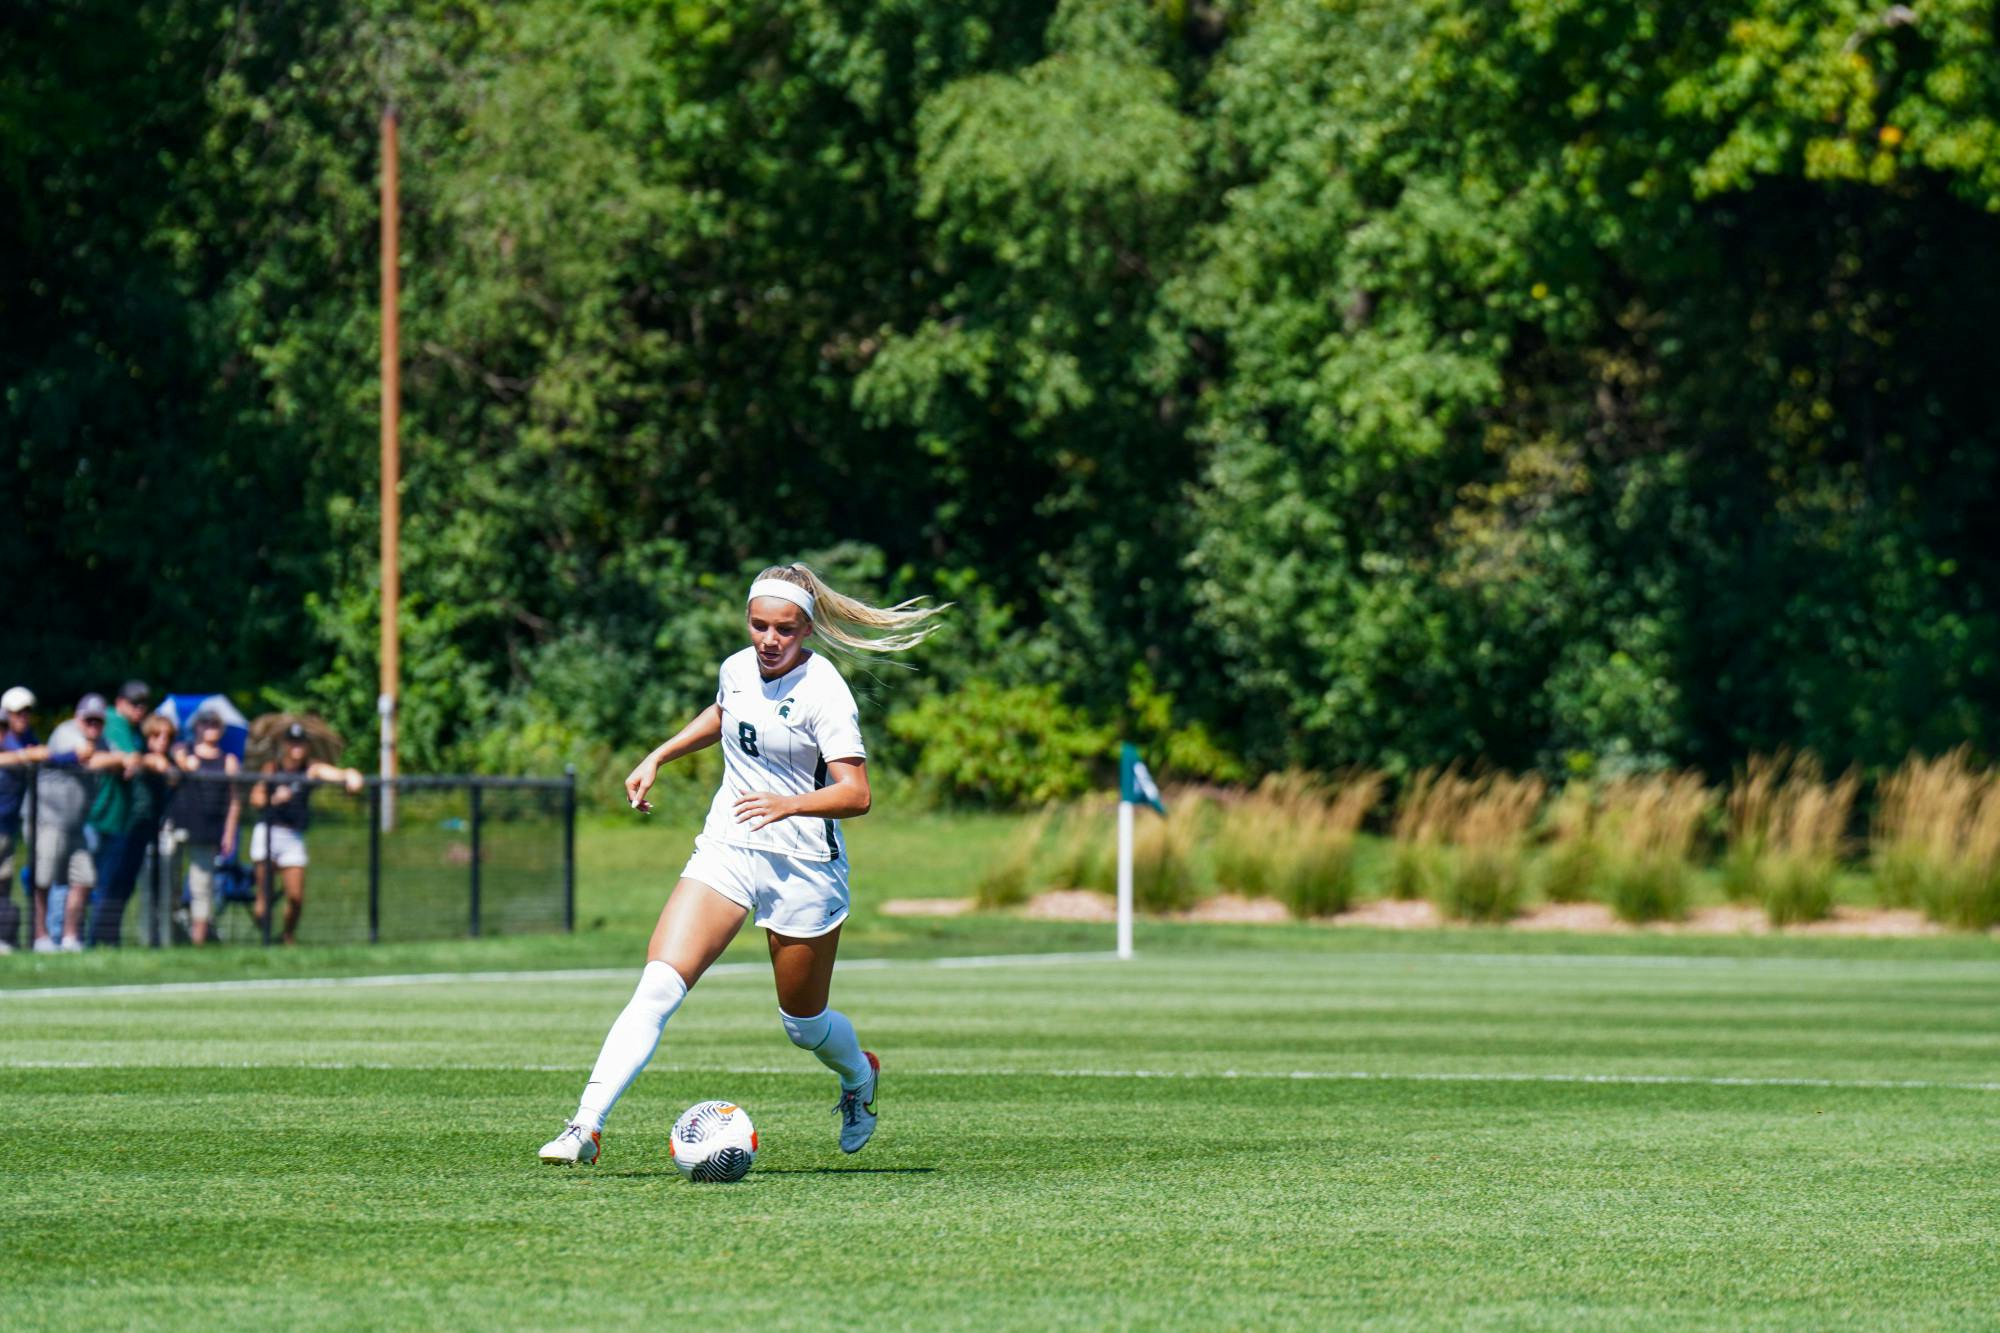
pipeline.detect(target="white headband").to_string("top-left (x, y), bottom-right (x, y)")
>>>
top-left (747, 578), bottom-right (815, 620)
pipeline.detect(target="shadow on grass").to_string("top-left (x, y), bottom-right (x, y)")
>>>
top-left (755, 1166), bottom-right (938, 1176)
top-left (592, 1166), bottom-right (937, 1179)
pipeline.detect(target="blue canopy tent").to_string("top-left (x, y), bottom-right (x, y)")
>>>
top-left (155, 694), bottom-right (250, 758)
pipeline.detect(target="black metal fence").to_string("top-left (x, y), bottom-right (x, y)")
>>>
top-left (2, 768), bottom-right (575, 949)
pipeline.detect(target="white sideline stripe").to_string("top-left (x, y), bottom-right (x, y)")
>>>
top-left (0, 950), bottom-right (1123, 1000)
top-left (4, 1058), bottom-right (1994, 1093)
top-left (3, 946), bottom-right (1993, 1002)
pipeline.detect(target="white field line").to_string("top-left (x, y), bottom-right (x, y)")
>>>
top-left (3, 1058), bottom-right (1995, 1093)
top-left (0, 950), bottom-right (1123, 1000)
top-left (3, 946), bottom-right (1994, 1002)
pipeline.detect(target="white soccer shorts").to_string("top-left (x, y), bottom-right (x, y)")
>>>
top-left (680, 835), bottom-right (850, 938)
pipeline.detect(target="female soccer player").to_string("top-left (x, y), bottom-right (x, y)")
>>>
top-left (539, 564), bottom-right (944, 1166)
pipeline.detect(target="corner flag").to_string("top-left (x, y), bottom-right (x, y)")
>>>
top-left (1120, 743), bottom-right (1166, 814)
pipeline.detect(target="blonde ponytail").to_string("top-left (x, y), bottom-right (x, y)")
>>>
top-left (753, 563), bottom-right (949, 656)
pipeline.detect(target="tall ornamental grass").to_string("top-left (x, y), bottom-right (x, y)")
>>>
top-left (979, 792), bottom-right (1207, 913)
top-left (1127, 794), bottom-right (1205, 912)
top-left (1388, 767), bottom-right (1474, 901)
top-left (1213, 771), bottom-right (1383, 918)
top-left (1042, 797), bottom-right (1118, 897)
top-left (1434, 773), bottom-right (1546, 922)
top-left (1724, 753), bottom-right (1858, 925)
top-left (1539, 782), bottom-right (1600, 904)
top-left (1874, 750), bottom-right (2000, 929)
top-left (974, 808), bottom-right (1055, 908)
top-left (1595, 774), bottom-right (1711, 923)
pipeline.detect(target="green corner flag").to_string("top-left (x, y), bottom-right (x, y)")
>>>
top-left (1120, 742), bottom-right (1166, 814)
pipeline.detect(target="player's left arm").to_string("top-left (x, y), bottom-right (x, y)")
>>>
top-left (733, 757), bottom-right (869, 830)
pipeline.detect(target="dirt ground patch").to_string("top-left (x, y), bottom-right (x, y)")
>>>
top-left (878, 896), bottom-right (977, 918)
top-left (1174, 893), bottom-right (1293, 924)
top-left (879, 892), bottom-right (1961, 937)
top-left (1331, 897), bottom-right (1442, 929)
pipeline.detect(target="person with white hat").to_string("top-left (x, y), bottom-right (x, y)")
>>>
top-left (0, 687), bottom-right (49, 952)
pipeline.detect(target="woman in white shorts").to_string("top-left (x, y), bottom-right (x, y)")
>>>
top-left (539, 563), bottom-right (947, 1166)
top-left (249, 722), bottom-right (363, 945)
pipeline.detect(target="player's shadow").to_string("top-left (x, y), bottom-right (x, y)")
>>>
top-left (598, 1166), bottom-right (935, 1179)
top-left (756, 1166), bottom-right (937, 1176)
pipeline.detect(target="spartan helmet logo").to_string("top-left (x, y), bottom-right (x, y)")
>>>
top-left (778, 698), bottom-right (794, 719)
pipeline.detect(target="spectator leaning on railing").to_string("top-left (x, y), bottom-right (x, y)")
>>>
top-left (169, 710), bottom-right (239, 947)
top-left (36, 694), bottom-right (130, 952)
top-left (85, 680), bottom-right (159, 947)
top-left (98, 709), bottom-right (181, 947)
top-left (1, 686), bottom-right (51, 954)
top-left (251, 720), bottom-right (363, 946)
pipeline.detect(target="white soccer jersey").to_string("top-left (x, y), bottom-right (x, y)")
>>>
top-left (700, 647), bottom-right (867, 862)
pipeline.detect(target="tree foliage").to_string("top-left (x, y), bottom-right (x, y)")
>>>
top-left (8, 0), bottom-right (1998, 798)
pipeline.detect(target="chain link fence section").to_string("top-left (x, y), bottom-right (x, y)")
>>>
top-left (6, 769), bottom-right (575, 949)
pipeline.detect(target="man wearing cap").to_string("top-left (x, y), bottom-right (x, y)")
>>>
top-left (0, 687), bottom-right (50, 952)
top-left (34, 695), bottom-right (131, 952)
top-left (85, 681), bottom-right (156, 946)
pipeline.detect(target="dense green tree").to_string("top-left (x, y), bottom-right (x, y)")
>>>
top-left (8, 0), bottom-right (1998, 796)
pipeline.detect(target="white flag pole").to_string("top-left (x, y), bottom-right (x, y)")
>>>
top-left (1116, 799), bottom-right (1135, 961)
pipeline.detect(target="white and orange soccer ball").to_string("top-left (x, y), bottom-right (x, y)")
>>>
top-left (669, 1100), bottom-right (758, 1182)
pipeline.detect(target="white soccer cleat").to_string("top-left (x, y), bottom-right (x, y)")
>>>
top-left (538, 1122), bottom-right (601, 1166)
top-left (836, 1051), bottom-right (880, 1154)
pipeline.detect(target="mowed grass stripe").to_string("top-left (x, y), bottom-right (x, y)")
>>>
top-left (3, 944), bottom-right (1995, 1327)
top-left (4, 1064), bottom-right (1995, 1328)
top-left (6, 1059), bottom-right (1999, 1093)
top-left (6, 952), bottom-right (1996, 1085)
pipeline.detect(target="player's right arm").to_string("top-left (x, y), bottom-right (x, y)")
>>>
top-left (624, 704), bottom-right (723, 813)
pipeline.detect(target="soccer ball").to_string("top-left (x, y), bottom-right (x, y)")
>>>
top-left (669, 1100), bottom-right (758, 1182)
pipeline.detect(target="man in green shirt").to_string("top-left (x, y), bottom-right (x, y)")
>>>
top-left (83, 680), bottom-right (150, 946)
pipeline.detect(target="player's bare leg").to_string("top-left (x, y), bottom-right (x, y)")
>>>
top-left (541, 878), bottom-right (747, 1164)
top-left (648, 877), bottom-right (750, 981)
top-left (770, 926), bottom-right (879, 1153)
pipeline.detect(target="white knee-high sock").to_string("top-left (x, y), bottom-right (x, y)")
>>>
top-left (574, 961), bottom-right (688, 1132)
top-left (780, 1007), bottom-right (871, 1090)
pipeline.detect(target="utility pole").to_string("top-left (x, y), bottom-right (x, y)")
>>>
top-left (379, 106), bottom-right (400, 832)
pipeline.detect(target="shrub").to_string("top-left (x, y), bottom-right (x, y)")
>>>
top-left (974, 809), bottom-right (1054, 909)
top-left (1722, 753), bottom-right (1856, 925)
top-left (1596, 773), bottom-right (1711, 923)
top-left (1874, 750), bottom-right (2000, 929)
top-left (1434, 773), bottom-right (1545, 922)
top-left (888, 682), bottom-right (1111, 808)
top-left (1721, 753), bottom-right (1784, 905)
top-left (1043, 798), bottom-right (1117, 895)
top-left (1282, 774), bottom-right (1383, 918)
top-left (1211, 771), bottom-right (1381, 917)
top-left (1128, 796), bottom-right (1206, 913)
top-left (1540, 783), bottom-right (1599, 904)
top-left (1389, 767), bottom-right (1474, 900)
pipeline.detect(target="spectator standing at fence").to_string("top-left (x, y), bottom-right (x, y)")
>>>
top-left (84, 680), bottom-right (153, 947)
top-left (104, 713), bottom-right (181, 946)
top-left (1, 687), bottom-right (50, 953)
top-left (170, 711), bottom-right (240, 946)
top-left (36, 695), bottom-right (127, 952)
top-left (250, 721), bottom-right (362, 946)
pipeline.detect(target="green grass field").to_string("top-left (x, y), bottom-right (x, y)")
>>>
top-left (4, 919), bottom-right (1997, 1328)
